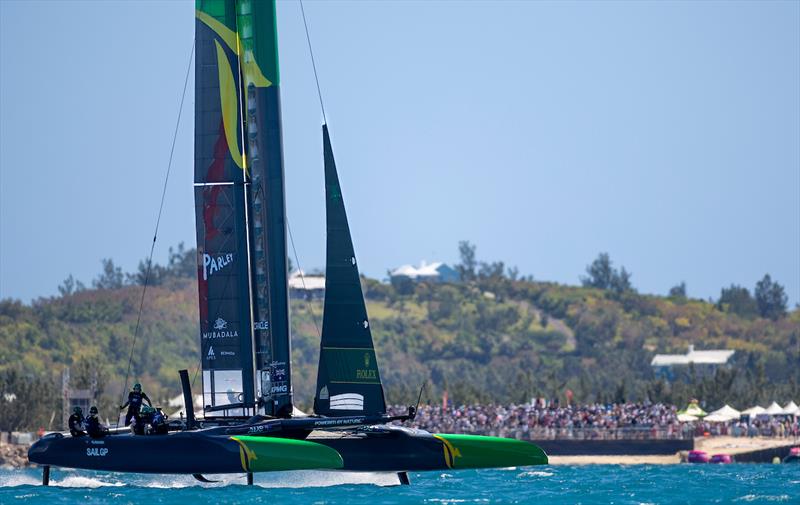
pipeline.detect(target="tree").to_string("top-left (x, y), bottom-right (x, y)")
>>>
top-left (669, 282), bottom-right (687, 299)
top-left (506, 266), bottom-right (519, 281)
top-left (610, 266), bottom-right (633, 294)
top-left (754, 274), bottom-right (788, 320)
top-left (581, 253), bottom-right (634, 293)
top-left (717, 284), bottom-right (758, 318)
top-left (166, 243), bottom-right (195, 279)
top-left (127, 259), bottom-right (167, 286)
top-left (582, 253), bottom-right (614, 289)
top-left (93, 259), bottom-right (125, 290)
top-left (478, 261), bottom-right (505, 281)
top-left (58, 274), bottom-right (86, 296)
top-left (456, 241), bottom-right (477, 282)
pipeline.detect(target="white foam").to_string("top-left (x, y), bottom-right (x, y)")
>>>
top-left (517, 470), bottom-right (554, 478)
top-left (125, 470), bottom-right (400, 489)
top-left (50, 475), bottom-right (125, 488)
top-left (0, 474), bottom-right (40, 487)
top-left (735, 495), bottom-right (791, 503)
top-left (251, 470), bottom-right (400, 488)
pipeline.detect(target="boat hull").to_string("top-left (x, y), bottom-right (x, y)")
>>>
top-left (28, 428), bottom-right (547, 474)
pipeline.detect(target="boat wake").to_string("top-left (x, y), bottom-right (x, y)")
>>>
top-left (0, 470), bottom-right (401, 489)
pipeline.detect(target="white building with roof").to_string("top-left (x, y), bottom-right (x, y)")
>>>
top-left (651, 345), bottom-right (735, 380)
top-left (389, 261), bottom-right (460, 284)
top-left (288, 270), bottom-right (326, 300)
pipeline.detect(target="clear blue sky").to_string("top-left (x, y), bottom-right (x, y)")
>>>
top-left (1, 1), bottom-right (798, 305)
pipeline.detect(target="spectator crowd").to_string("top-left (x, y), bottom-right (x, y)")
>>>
top-left (388, 402), bottom-right (799, 440)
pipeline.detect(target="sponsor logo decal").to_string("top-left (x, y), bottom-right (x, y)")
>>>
top-left (207, 346), bottom-right (215, 360)
top-left (253, 321), bottom-right (269, 331)
top-left (203, 253), bottom-right (233, 280)
top-left (329, 393), bottom-right (364, 411)
top-left (313, 416), bottom-right (367, 427)
top-left (203, 318), bottom-right (238, 339)
top-left (220, 350), bottom-right (236, 357)
top-left (86, 448), bottom-right (109, 457)
top-left (270, 384), bottom-right (288, 394)
top-left (319, 386), bottom-right (329, 400)
top-left (356, 352), bottom-right (377, 381)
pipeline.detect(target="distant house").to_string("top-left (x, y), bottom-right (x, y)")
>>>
top-left (389, 261), bottom-right (460, 284)
top-left (651, 345), bottom-right (735, 380)
top-left (288, 270), bottom-right (325, 300)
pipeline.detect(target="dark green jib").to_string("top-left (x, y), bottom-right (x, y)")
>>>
top-left (314, 125), bottom-right (387, 417)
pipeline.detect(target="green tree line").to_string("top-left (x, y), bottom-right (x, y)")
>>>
top-left (0, 243), bottom-right (797, 431)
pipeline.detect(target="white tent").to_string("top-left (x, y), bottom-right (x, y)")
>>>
top-left (741, 405), bottom-right (766, 416)
top-left (706, 404), bottom-right (740, 421)
top-left (703, 413), bottom-right (731, 422)
top-left (677, 413), bottom-right (698, 422)
top-left (764, 402), bottom-right (786, 415)
top-left (783, 401), bottom-right (799, 415)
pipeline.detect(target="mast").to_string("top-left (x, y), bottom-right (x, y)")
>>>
top-left (314, 125), bottom-right (387, 417)
top-left (235, 0), bottom-right (293, 417)
top-left (194, 0), bottom-right (255, 416)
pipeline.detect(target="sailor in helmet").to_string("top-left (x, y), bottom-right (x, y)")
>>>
top-left (86, 406), bottom-right (108, 439)
top-left (68, 406), bottom-right (86, 437)
top-left (119, 382), bottom-right (152, 427)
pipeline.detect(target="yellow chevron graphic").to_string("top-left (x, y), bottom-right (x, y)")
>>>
top-left (214, 40), bottom-right (245, 170)
top-left (433, 435), bottom-right (462, 469)
top-left (231, 437), bottom-right (258, 472)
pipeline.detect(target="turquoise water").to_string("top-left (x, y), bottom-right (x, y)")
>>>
top-left (0, 465), bottom-right (797, 504)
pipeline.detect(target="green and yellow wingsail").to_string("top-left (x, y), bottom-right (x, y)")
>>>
top-left (194, 0), bottom-right (292, 418)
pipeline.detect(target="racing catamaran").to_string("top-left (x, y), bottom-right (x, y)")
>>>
top-left (28, 0), bottom-right (547, 485)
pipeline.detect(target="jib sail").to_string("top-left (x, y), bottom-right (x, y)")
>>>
top-left (194, 0), bottom-right (255, 416)
top-left (314, 125), bottom-right (387, 417)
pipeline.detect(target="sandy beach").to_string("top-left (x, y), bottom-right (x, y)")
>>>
top-left (549, 454), bottom-right (680, 465)
top-left (547, 436), bottom-right (799, 465)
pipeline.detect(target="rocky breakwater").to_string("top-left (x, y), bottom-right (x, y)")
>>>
top-left (0, 443), bottom-right (31, 468)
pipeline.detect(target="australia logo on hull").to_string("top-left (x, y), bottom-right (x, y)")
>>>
top-left (203, 253), bottom-right (233, 281)
top-left (203, 318), bottom-right (239, 339)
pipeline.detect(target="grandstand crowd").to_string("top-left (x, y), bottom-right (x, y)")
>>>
top-left (388, 402), bottom-right (799, 440)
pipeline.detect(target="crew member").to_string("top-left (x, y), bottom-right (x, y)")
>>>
top-left (119, 383), bottom-right (152, 426)
top-left (68, 406), bottom-right (86, 437)
top-left (86, 406), bottom-right (108, 439)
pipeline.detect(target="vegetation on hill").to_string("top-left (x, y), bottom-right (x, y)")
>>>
top-left (0, 243), bottom-right (797, 432)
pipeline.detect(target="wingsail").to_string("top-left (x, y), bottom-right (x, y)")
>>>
top-left (194, 0), bottom-right (255, 416)
top-left (314, 125), bottom-right (387, 417)
top-left (235, 0), bottom-right (293, 418)
top-left (194, 0), bottom-right (292, 418)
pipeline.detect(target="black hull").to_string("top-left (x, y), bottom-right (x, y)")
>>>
top-left (28, 426), bottom-right (547, 474)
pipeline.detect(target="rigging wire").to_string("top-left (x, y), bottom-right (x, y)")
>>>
top-left (117, 41), bottom-right (195, 427)
top-left (299, 0), bottom-right (328, 125)
top-left (292, 0), bottom-right (329, 338)
top-left (287, 218), bottom-right (322, 338)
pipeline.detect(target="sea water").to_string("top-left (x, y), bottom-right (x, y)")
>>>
top-left (0, 465), bottom-right (797, 504)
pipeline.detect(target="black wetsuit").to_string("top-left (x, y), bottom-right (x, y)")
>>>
top-left (121, 391), bottom-right (151, 426)
top-left (68, 413), bottom-right (85, 437)
top-left (86, 415), bottom-right (107, 439)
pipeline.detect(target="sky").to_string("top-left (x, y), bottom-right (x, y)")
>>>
top-left (1, 0), bottom-right (798, 306)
